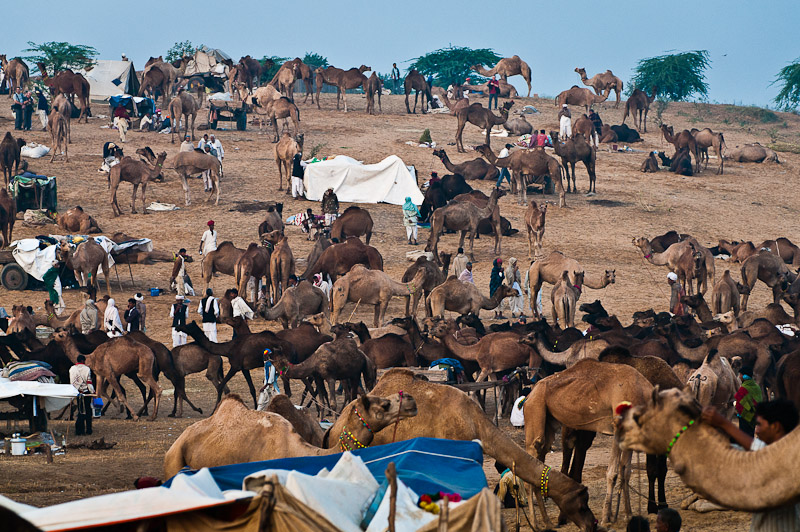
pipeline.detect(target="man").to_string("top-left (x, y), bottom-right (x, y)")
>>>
top-left (170, 295), bottom-right (188, 347)
top-left (69, 355), bottom-right (94, 436)
top-left (138, 112), bottom-right (153, 131)
top-left (198, 288), bottom-right (219, 341)
top-left (458, 262), bottom-right (474, 283)
top-left (655, 509), bottom-right (681, 532)
top-left (208, 134), bottom-right (224, 162)
top-left (121, 53), bottom-right (129, 62)
top-left (391, 63), bottom-right (401, 94)
top-left (558, 104), bottom-right (572, 139)
top-left (504, 257), bottom-right (524, 318)
top-left (535, 129), bottom-right (549, 148)
top-left (487, 74), bottom-right (500, 110)
top-left (79, 292), bottom-right (99, 334)
top-left (179, 135), bottom-right (194, 152)
top-left (229, 288), bottom-right (254, 338)
top-left (199, 221), bottom-right (217, 266)
top-left (667, 272), bottom-right (685, 316)
top-left (495, 144), bottom-right (513, 189)
top-left (322, 188), bottom-right (339, 226)
top-left (197, 133), bottom-right (210, 151)
top-left (257, 348), bottom-right (281, 411)
top-left (21, 90), bottom-right (34, 131)
top-left (134, 293), bottom-right (147, 332)
top-left (124, 298), bottom-right (140, 332)
top-left (290, 153), bottom-right (305, 199)
top-left (170, 248), bottom-right (189, 296)
top-left (13, 87), bottom-right (25, 130)
top-left (452, 247), bottom-right (469, 278)
top-left (587, 108), bottom-right (602, 148)
top-left (35, 90), bottom-right (49, 131)
top-left (113, 104), bottom-right (131, 142)
top-left (735, 365), bottom-right (762, 436)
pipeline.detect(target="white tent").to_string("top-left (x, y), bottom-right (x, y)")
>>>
top-left (304, 155), bottom-right (424, 206)
top-left (78, 60), bottom-right (140, 102)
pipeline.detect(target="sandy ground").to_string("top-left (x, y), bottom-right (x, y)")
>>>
top-left (2, 90), bottom-right (799, 531)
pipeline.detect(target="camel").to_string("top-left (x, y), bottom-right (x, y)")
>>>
top-left (47, 109), bottom-right (69, 163)
top-left (167, 342), bottom-right (227, 418)
top-left (432, 148), bottom-right (498, 181)
top-left (54, 330), bottom-right (161, 421)
top-left (425, 187), bottom-right (503, 262)
top-left (168, 91), bottom-right (200, 143)
top-left (37, 62), bottom-right (90, 123)
top-left (430, 86), bottom-right (469, 115)
top-left (464, 79), bottom-right (518, 98)
top-left (776, 351), bottom-right (800, 409)
top-left (575, 67), bottom-right (623, 108)
top-left (202, 241), bottom-right (244, 288)
top-left (711, 270), bottom-right (741, 316)
top-left (691, 128), bottom-right (726, 174)
top-left (661, 124), bottom-right (700, 173)
top-left (314, 66), bottom-right (344, 109)
top-left (57, 206), bottom-right (101, 233)
top-left (740, 250), bottom-right (793, 310)
top-left (270, 235), bottom-right (295, 301)
top-left (525, 200), bottom-right (548, 258)
top-left (171, 150), bottom-right (220, 205)
top-left (725, 143), bottom-right (779, 163)
top-left (257, 204), bottom-right (285, 237)
top-left (450, 190), bottom-right (504, 255)
top-left (236, 83), bottom-right (282, 132)
top-left (57, 239), bottom-right (111, 297)
top-left (617, 387), bottom-right (800, 511)
top-left (550, 132), bottom-right (597, 194)
top-left (404, 69), bottom-right (432, 114)
top-left (571, 114), bottom-right (597, 147)
top-left (472, 56), bottom-right (532, 97)
top-left (623, 86), bottom-right (658, 133)
top-left (139, 65), bottom-right (170, 108)
top-left (474, 144), bottom-right (566, 208)
top-left (365, 72), bottom-right (382, 114)
top-left (0, 132), bottom-right (25, 186)
top-left (527, 251), bottom-right (615, 318)
top-left (238, 55), bottom-right (264, 89)
top-left (551, 271), bottom-right (585, 329)
top-left (330, 206), bottom-right (373, 244)
top-left (257, 280), bottom-right (329, 328)
top-left (163, 392), bottom-right (415, 478)
top-left (669, 147), bottom-right (693, 176)
top-left (0, 188), bottom-right (15, 248)
top-left (687, 351), bottom-right (740, 419)
top-left (640, 152), bottom-right (660, 173)
top-left (234, 242), bottom-right (271, 304)
top-left (1, 55), bottom-right (29, 97)
top-left (271, 61), bottom-right (299, 100)
top-left (525, 359), bottom-right (652, 524)
top-left (632, 236), bottom-right (715, 295)
top-left (427, 277), bottom-right (517, 318)
top-left (334, 65), bottom-right (370, 113)
top-left (266, 97), bottom-right (301, 142)
top-left (402, 253), bottom-right (451, 317)
top-left (555, 86), bottom-right (609, 113)
top-left (455, 101), bottom-right (514, 152)
top-left (302, 236), bottom-right (383, 282)
top-left (108, 151), bottom-right (167, 216)
top-left (599, 124), bottom-right (618, 143)
top-left (50, 93), bottom-right (73, 144)
top-left (281, 58), bottom-right (315, 104)
top-left (331, 264), bottom-right (426, 327)
top-left (274, 132), bottom-right (303, 192)
top-left (503, 115), bottom-right (533, 135)
top-left (266, 394), bottom-right (325, 446)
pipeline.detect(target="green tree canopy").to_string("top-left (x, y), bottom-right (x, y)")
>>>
top-left (23, 41), bottom-right (98, 75)
top-left (772, 58), bottom-right (800, 110)
top-left (628, 50), bottom-right (710, 101)
top-left (408, 46), bottom-right (501, 88)
top-left (166, 40), bottom-right (197, 63)
top-left (302, 52), bottom-right (329, 70)
top-left (260, 56), bottom-right (289, 83)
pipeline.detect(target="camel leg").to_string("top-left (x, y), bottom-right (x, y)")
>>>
top-left (215, 367), bottom-right (240, 407)
top-left (601, 437), bottom-right (623, 524)
top-left (326, 377), bottom-right (338, 412)
top-left (618, 449), bottom-right (633, 521)
top-left (141, 375), bottom-right (162, 421)
top-left (373, 303), bottom-right (382, 328)
top-left (180, 174), bottom-right (191, 206)
top-left (140, 183), bottom-right (148, 214)
top-left (131, 183), bottom-right (139, 214)
top-left (455, 122), bottom-right (466, 153)
top-left (242, 368), bottom-right (259, 409)
top-left (107, 373), bottom-right (140, 422)
top-left (468, 231), bottom-right (476, 263)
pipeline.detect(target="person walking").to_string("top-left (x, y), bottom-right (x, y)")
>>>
top-left (69, 355), bottom-right (94, 436)
top-left (198, 288), bottom-right (219, 341)
top-left (322, 188), bottom-right (339, 227)
top-left (667, 272), bottom-right (686, 316)
top-left (134, 293), bottom-right (147, 332)
top-left (124, 298), bottom-right (141, 332)
top-left (458, 261), bottom-right (474, 283)
top-left (170, 295), bottom-right (188, 347)
top-left (113, 104), bottom-right (131, 142)
top-left (490, 258), bottom-right (506, 318)
top-left (558, 104), bottom-right (572, 139)
top-left (452, 247), bottom-right (469, 278)
top-left (35, 89), bottom-right (49, 131)
top-left (199, 221), bottom-right (217, 268)
top-left (402, 196), bottom-right (421, 245)
top-left (504, 257), bottom-right (524, 318)
top-left (290, 153), bottom-right (305, 199)
top-left (80, 292), bottom-right (99, 334)
top-left (487, 75), bottom-right (500, 110)
top-left (391, 63), bottom-right (401, 94)
top-left (103, 298), bottom-right (124, 338)
top-left (257, 348), bottom-right (281, 411)
top-left (495, 144), bottom-right (513, 189)
top-left (170, 248), bottom-right (189, 296)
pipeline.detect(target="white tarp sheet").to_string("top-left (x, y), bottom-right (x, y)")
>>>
top-left (77, 60), bottom-right (139, 102)
top-left (0, 378), bottom-right (77, 412)
top-left (304, 155), bottom-right (423, 206)
top-left (11, 237), bottom-right (115, 282)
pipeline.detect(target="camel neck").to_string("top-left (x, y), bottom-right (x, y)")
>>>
top-left (442, 332), bottom-right (478, 360)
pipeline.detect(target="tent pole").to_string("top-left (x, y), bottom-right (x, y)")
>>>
top-left (114, 263), bottom-right (123, 291)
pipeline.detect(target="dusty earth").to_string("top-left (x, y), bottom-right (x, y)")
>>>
top-left (2, 89), bottom-right (799, 531)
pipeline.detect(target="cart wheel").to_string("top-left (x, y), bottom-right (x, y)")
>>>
top-left (1, 263), bottom-right (28, 290)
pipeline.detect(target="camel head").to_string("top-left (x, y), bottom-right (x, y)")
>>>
top-left (353, 392), bottom-right (418, 431)
top-left (517, 330), bottom-right (538, 348)
top-left (497, 283), bottom-right (518, 300)
top-left (616, 387), bottom-right (701, 455)
top-left (56, 240), bottom-right (72, 261)
top-left (713, 311), bottom-right (736, 325)
top-left (429, 318), bottom-right (457, 339)
top-left (358, 65), bottom-right (371, 73)
top-left (603, 270), bottom-right (616, 285)
top-left (574, 67), bottom-right (586, 77)
top-left (432, 148), bottom-right (445, 160)
top-left (261, 230), bottom-right (282, 247)
top-left (631, 237), bottom-right (651, 254)
top-left (305, 312), bottom-right (329, 331)
top-left (52, 329), bottom-right (71, 343)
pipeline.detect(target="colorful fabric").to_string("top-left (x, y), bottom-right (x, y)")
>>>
top-left (2, 361), bottom-right (56, 382)
top-left (735, 378), bottom-right (762, 423)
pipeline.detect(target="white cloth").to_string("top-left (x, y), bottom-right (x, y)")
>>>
top-left (498, 147), bottom-right (509, 159)
top-left (200, 229), bottom-right (218, 255)
top-left (201, 322), bottom-right (217, 342)
top-left (405, 225), bottom-right (418, 241)
top-left (171, 328), bottom-right (187, 347)
top-left (291, 176), bottom-right (304, 198)
top-left (314, 278), bottom-right (331, 299)
top-left (231, 296), bottom-right (253, 320)
top-left (103, 299), bottom-right (124, 337)
top-left (69, 364), bottom-right (94, 394)
top-left (510, 396), bottom-right (526, 427)
top-left (559, 115), bottom-right (572, 138)
top-left (209, 138), bottom-right (224, 159)
top-left (179, 140), bottom-right (194, 152)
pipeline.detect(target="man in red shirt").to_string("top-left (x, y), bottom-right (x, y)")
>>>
top-left (113, 104), bottom-right (131, 143)
top-left (488, 75), bottom-right (500, 110)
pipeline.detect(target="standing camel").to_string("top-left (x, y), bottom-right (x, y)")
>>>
top-left (314, 66), bottom-right (344, 109)
top-left (336, 65), bottom-right (370, 113)
top-left (37, 62), bottom-right (91, 123)
top-left (525, 200), bottom-right (548, 258)
top-left (474, 144), bottom-right (566, 208)
top-left (268, 98), bottom-right (301, 143)
top-left (270, 235), bottom-right (295, 301)
top-left (0, 188), bottom-right (16, 248)
top-left (108, 151), bottom-right (167, 216)
top-left (472, 55), bottom-right (532, 97)
top-left (404, 69), bottom-right (432, 114)
top-left (47, 109), bottom-right (69, 163)
top-left (555, 86), bottom-right (609, 113)
top-left (274, 132), bottom-right (303, 192)
top-left (574, 67), bottom-right (623, 108)
top-left (0, 132), bottom-right (24, 185)
top-left (633, 236), bottom-right (714, 295)
top-left (425, 188), bottom-right (504, 262)
top-left (57, 239), bottom-right (111, 297)
top-left (661, 124), bottom-right (700, 173)
top-left (139, 66), bottom-right (170, 109)
top-left (168, 90), bottom-right (200, 143)
top-left (551, 132), bottom-right (597, 194)
top-left (270, 61), bottom-right (299, 100)
top-left (171, 151), bottom-right (221, 205)
top-left (51, 94), bottom-right (73, 144)
top-left (623, 86), bottom-right (657, 133)
top-left (1, 55), bottom-right (29, 96)
top-left (455, 101), bottom-right (514, 152)
top-left (692, 128), bottom-right (726, 174)
top-left (365, 72), bottom-right (382, 115)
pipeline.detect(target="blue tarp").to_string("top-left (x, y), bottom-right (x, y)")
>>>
top-left (165, 438), bottom-right (487, 498)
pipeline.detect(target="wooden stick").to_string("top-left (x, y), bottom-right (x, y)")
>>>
top-left (387, 462), bottom-right (397, 532)
top-left (347, 298), bottom-right (362, 323)
top-left (513, 461), bottom-right (521, 532)
top-left (437, 495), bottom-right (449, 532)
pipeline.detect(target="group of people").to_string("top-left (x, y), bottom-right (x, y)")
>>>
top-left (449, 249), bottom-right (527, 320)
top-left (12, 86), bottom-right (49, 131)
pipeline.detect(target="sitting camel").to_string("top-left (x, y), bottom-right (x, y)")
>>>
top-left (551, 270), bottom-right (585, 329)
top-left (425, 188), bottom-right (503, 262)
top-left (525, 200), bottom-right (548, 259)
top-left (57, 239), bottom-right (111, 297)
top-left (257, 280), bottom-right (329, 328)
top-left (108, 150), bottom-right (167, 216)
top-left (455, 101), bottom-right (513, 152)
top-left (58, 206), bottom-right (102, 233)
top-left (725, 143), bottom-right (779, 164)
top-left (661, 124), bottom-right (700, 174)
top-left (716, 239), bottom-right (756, 263)
top-left (331, 264), bottom-right (426, 327)
top-left (640, 152), bottom-right (659, 173)
top-left (171, 151), bottom-right (220, 205)
top-left (302, 236), bottom-right (383, 282)
top-left (527, 251), bottom-right (615, 318)
top-left (330, 206), bottom-right (373, 244)
top-left (427, 277), bottom-right (517, 318)
top-left (432, 148), bottom-right (498, 181)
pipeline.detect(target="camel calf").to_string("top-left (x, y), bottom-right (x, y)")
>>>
top-left (711, 270), bottom-right (741, 316)
top-left (551, 270), bottom-right (584, 328)
top-left (48, 109), bottom-right (69, 163)
top-left (525, 200), bottom-right (547, 258)
top-left (640, 152), bottom-right (659, 173)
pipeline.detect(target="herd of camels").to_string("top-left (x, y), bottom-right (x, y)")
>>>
top-left (1, 48), bottom-right (797, 531)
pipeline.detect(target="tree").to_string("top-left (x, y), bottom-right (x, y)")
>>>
top-left (628, 50), bottom-right (710, 101)
top-left (166, 41), bottom-right (196, 63)
top-left (23, 41), bottom-right (98, 75)
top-left (260, 56), bottom-right (289, 84)
top-left (302, 52), bottom-right (329, 70)
top-left (408, 46), bottom-right (501, 88)
top-left (773, 58), bottom-right (800, 110)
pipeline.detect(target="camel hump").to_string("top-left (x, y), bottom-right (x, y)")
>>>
top-left (74, 205), bottom-right (84, 212)
top-left (342, 206), bottom-right (361, 214)
top-left (246, 243), bottom-right (259, 251)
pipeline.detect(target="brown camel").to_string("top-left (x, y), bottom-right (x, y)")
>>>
top-left (402, 253), bottom-right (451, 317)
top-left (266, 394), bottom-right (325, 446)
top-left (302, 236), bottom-right (383, 282)
top-left (57, 239), bottom-right (111, 297)
top-left (37, 62), bottom-right (90, 123)
top-left (1, 55), bottom-right (29, 97)
top-left (623, 86), bottom-right (658, 133)
top-left (257, 280), bottom-right (329, 329)
top-left (525, 359), bottom-right (652, 524)
top-left (451, 190), bottom-right (504, 256)
top-left (0, 132), bottom-right (25, 185)
top-left (276, 58), bottom-right (314, 104)
top-left (169, 342), bottom-right (226, 418)
top-left (171, 150), bottom-right (220, 205)
top-left (758, 237), bottom-right (800, 268)
top-left (168, 91), bottom-right (200, 143)
top-left (234, 242), bottom-right (271, 303)
top-left (138, 65), bottom-right (170, 108)
top-left (108, 151), bottom-right (167, 216)
top-left (163, 392), bottom-right (415, 478)
top-left (472, 56), bottom-right (532, 97)
top-left (365, 72), bottom-right (382, 114)
top-left (335, 65), bottom-right (371, 113)
top-left (599, 124), bottom-right (618, 143)
top-left (725, 143), bottom-right (779, 163)
top-left (503, 115), bottom-right (533, 135)
top-left (551, 270), bottom-right (585, 328)
top-left (687, 351), bottom-right (740, 419)
top-left (776, 351), bottom-right (800, 409)
top-left (54, 330), bottom-right (162, 421)
top-left (527, 252), bottom-right (615, 317)
top-left (555, 86), bottom-right (609, 113)
top-left (270, 61), bottom-right (299, 100)
top-left (57, 206), bottom-right (101, 234)
top-left (202, 241), bottom-right (244, 289)
top-left (330, 206), bottom-right (373, 244)
top-left (50, 93), bottom-right (73, 144)
top-left (236, 83), bottom-right (280, 131)
top-left (474, 144), bottom-right (566, 208)
top-left (47, 109), bottom-right (69, 163)
top-left (404, 69), bottom-right (432, 114)
top-left (464, 79), bottom-right (518, 98)
top-left (332, 264), bottom-right (426, 327)
top-left (314, 66), bottom-right (344, 109)
top-left (550, 132), bottom-right (597, 194)
top-left (0, 188), bottom-right (16, 248)
top-left (270, 235), bottom-right (296, 301)
top-left (661, 124), bottom-right (700, 173)
top-left (633, 236), bottom-right (715, 295)
top-left (716, 239), bottom-right (757, 263)
top-left (427, 277), bottom-right (517, 318)
top-left (238, 55), bottom-right (264, 89)
top-left (740, 250), bottom-right (792, 310)
top-left (575, 67), bottom-right (623, 108)
top-left (267, 97), bottom-right (301, 142)
top-left (432, 148), bottom-right (499, 181)
top-left (691, 128), bottom-right (726, 174)
top-left (31, 300), bottom-right (81, 329)
top-left (525, 199), bottom-right (548, 258)
top-left (425, 187), bottom-right (503, 261)
top-left (257, 205), bottom-right (285, 237)
top-left (455, 101), bottom-right (514, 152)
top-left (711, 270), bottom-right (741, 316)
top-left (617, 387), bottom-right (800, 512)
top-left (640, 151), bottom-right (660, 173)
top-left (572, 114), bottom-right (597, 146)
top-left (274, 132), bottom-right (304, 192)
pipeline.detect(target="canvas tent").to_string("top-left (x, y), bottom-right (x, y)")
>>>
top-left (304, 155), bottom-right (424, 206)
top-left (78, 60), bottom-right (140, 103)
top-left (183, 46), bottom-right (231, 77)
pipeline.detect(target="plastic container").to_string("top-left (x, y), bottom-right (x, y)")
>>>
top-left (10, 437), bottom-right (26, 456)
top-left (92, 397), bottom-right (103, 418)
top-left (150, 288), bottom-right (161, 297)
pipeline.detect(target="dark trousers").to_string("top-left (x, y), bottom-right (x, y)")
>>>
top-left (496, 167), bottom-right (512, 187)
top-left (14, 108), bottom-right (23, 130)
top-left (23, 107), bottom-right (33, 130)
top-left (488, 93), bottom-right (498, 110)
top-left (75, 395), bottom-right (93, 435)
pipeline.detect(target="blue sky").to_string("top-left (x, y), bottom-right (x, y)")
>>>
top-left (4, 0), bottom-right (797, 107)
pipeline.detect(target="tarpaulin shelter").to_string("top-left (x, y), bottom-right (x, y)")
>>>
top-left (8, 173), bottom-right (57, 211)
top-left (77, 60), bottom-right (140, 103)
top-left (108, 94), bottom-right (155, 117)
top-left (183, 46), bottom-right (231, 77)
top-left (304, 155), bottom-right (424, 206)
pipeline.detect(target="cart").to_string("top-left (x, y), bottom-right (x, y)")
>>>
top-left (208, 99), bottom-right (247, 131)
top-left (0, 249), bottom-right (28, 291)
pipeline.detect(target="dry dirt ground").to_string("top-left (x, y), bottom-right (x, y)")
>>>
top-left (2, 90), bottom-right (799, 531)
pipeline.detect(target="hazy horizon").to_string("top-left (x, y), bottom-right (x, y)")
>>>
top-left (4, 0), bottom-right (798, 108)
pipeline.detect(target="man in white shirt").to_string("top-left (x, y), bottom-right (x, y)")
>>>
top-left (208, 134), bottom-right (224, 161)
top-left (69, 355), bottom-right (94, 435)
top-left (230, 288), bottom-right (254, 320)
top-left (458, 262), bottom-right (474, 284)
top-left (452, 248), bottom-right (468, 279)
top-left (197, 133), bottom-right (210, 151)
top-left (198, 288), bottom-right (219, 341)
top-left (179, 135), bottom-right (194, 152)
top-left (199, 220), bottom-right (218, 267)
